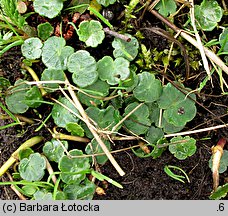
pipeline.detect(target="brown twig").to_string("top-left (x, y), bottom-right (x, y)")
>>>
top-left (141, 27), bottom-right (190, 80)
top-left (146, 8), bottom-right (228, 76)
top-left (103, 27), bottom-right (131, 42)
top-left (65, 78), bottom-right (125, 176)
top-left (6, 172), bottom-right (27, 200)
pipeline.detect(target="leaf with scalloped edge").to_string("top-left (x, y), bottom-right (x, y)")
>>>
top-left (21, 37), bottom-right (43, 60)
top-left (67, 50), bottom-right (98, 88)
top-left (42, 36), bottom-right (74, 70)
top-left (97, 56), bottom-right (130, 85)
top-left (133, 72), bottom-right (162, 103)
top-left (34, 0), bottom-right (63, 19)
top-left (59, 149), bottom-right (90, 184)
top-left (77, 20), bottom-right (105, 47)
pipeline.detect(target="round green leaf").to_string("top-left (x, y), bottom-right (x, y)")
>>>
top-left (112, 34), bottom-right (139, 61)
top-left (194, 0), bottom-right (223, 31)
top-left (59, 149), bottom-right (90, 184)
top-left (43, 139), bottom-right (68, 163)
top-left (19, 153), bottom-right (46, 181)
top-left (77, 20), bottom-right (105, 47)
top-left (63, 178), bottom-right (96, 200)
top-left (5, 79), bottom-right (30, 114)
top-left (51, 97), bottom-right (80, 128)
top-left (67, 50), bottom-right (98, 87)
top-left (209, 150), bottom-right (228, 174)
top-left (155, 0), bottom-right (177, 17)
top-left (85, 138), bottom-right (111, 165)
top-left (21, 37), bottom-right (43, 60)
top-left (169, 136), bottom-right (197, 160)
top-left (124, 102), bottom-right (151, 135)
top-left (42, 36), bottom-right (74, 70)
top-left (66, 122), bottom-right (84, 137)
top-left (133, 72), bottom-right (162, 103)
top-left (97, 56), bottom-right (130, 85)
top-left (157, 82), bottom-right (196, 127)
top-left (163, 99), bottom-right (197, 127)
top-left (37, 22), bottom-right (54, 40)
top-left (33, 0), bottom-right (63, 19)
top-left (41, 68), bottom-right (65, 92)
top-left (24, 86), bottom-right (43, 108)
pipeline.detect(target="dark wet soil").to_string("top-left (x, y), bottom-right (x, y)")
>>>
top-left (0, 2), bottom-right (228, 200)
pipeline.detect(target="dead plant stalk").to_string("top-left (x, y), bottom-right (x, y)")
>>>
top-left (65, 78), bottom-right (125, 176)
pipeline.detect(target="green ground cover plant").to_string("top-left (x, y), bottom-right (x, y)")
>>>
top-left (0, 0), bottom-right (227, 200)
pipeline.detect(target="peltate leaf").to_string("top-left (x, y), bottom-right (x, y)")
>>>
top-left (19, 153), bottom-right (46, 182)
top-left (43, 139), bottom-right (68, 163)
top-left (5, 79), bottom-right (30, 114)
top-left (157, 83), bottom-right (196, 127)
top-left (37, 22), bottom-right (54, 40)
top-left (33, 190), bottom-right (53, 200)
top-left (67, 50), bottom-right (98, 87)
top-left (77, 20), bottom-right (105, 47)
top-left (59, 149), bottom-right (90, 184)
top-left (210, 183), bottom-right (228, 200)
top-left (155, 0), bottom-right (177, 17)
top-left (87, 105), bottom-right (122, 131)
top-left (33, 0), bottom-right (63, 19)
top-left (133, 72), bottom-right (162, 103)
top-left (169, 136), bottom-right (197, 160)
top-left (97, 56), bottom-right (130, 85)
top-left (21, 37), bottom-right (43, 60)
top-left (112, 34), bottom-right (139, 61)
top-left (42, 36), bottom-right (74, 70)
top-left (194, 0), bottom-right (223, 31)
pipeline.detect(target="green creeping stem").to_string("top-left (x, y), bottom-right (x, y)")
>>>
top-left (0, 101), bottom-right (19, 122)
top-left (91, 170), bottom-right (123, 189)
top-left (0, 39), bottom-right (23, 56)
top-left (164, 165), bottom-right (190, 183)
top-left (0, 136), bottom-right (44, 177)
